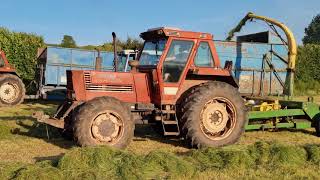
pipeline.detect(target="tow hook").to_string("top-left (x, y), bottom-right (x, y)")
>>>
top-left (32, 111), bottom-right (65, 129)
top-left (32, 111), bottom-right (50, 122)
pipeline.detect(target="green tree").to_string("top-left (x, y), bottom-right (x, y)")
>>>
top-left (78, 37), bottom-right (143, 51)
top-left (121, 37), bottom-right (143, 50)
top-left (0, 27), bottom-right (44, 94)
top-left (303, 14), bottom-right (320, 45)
top-left (60, 35), bottom-right (77, 48)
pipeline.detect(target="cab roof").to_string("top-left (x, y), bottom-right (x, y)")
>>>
top-left (140, 27), bottom-right (213, 40)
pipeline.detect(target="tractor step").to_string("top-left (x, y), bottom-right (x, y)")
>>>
top-left (162, 120), bottom-right (178, 125)
top-left (161, 110), bottom-right (176, 114)
top-left (160, 104), bottom-right (180, 136)
top-left (164, 132), bottom-right (180, 136)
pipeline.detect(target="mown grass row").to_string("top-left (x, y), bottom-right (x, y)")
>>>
top-left (2, 141), bottom-right (320, 180)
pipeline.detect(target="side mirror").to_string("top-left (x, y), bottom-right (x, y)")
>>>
top-left (224, 60), bottom-right (233, 71)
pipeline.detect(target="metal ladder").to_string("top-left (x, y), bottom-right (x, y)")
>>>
top-left (161, 105), bottom-right (180, 136)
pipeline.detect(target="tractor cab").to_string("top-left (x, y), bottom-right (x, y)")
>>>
top-left (134, 27), bottom-right (236, 105)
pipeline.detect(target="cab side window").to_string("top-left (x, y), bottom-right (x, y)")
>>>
top-left (194, 42), bottom-right (214, 67)
top-left (162, 40), bottom-right (194, 82)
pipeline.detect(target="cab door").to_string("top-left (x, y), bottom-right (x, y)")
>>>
top-left (158, 38), bottom-right (196, 104)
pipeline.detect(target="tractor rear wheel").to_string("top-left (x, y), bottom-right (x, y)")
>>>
top-left (180, 81), bottom-right (247, 148)
top-left (73, 96), bottom-right (134, 149)
top-left (0, 74), bottom-right (25, 106)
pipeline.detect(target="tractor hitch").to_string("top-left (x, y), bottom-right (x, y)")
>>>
top-left (32, 111), bottom-right (65, 129)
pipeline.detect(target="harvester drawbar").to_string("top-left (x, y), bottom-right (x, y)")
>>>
top-left (33, 13), bottom-right (320, 149)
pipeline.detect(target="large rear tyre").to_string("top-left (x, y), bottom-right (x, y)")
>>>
top-left (0, 74), bottom-right (25, 106)
top-left (180, 81), bottom-right (247, 148)
top-left (73, 96), bottom-right (134, 149)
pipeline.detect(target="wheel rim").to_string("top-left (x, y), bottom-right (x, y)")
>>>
top-left (91, 111), bottom-right (124, 144)
top-left (0, 82), bottom-right (19, 103)
top-left (200, 97), bottom-right (236, 141)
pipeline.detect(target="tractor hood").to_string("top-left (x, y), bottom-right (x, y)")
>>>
top-left (66, 70), bottom-right (151, 103)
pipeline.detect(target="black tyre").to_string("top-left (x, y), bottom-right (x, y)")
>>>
top-left (0, 74), bottom-right (25, 106)
top-left (73, 96), bottom-right (134, 149)
top-left (180, 81), bottom-right (247, 148)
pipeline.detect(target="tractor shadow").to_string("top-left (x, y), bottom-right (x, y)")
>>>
top-left (133, 124), bottom-right (187, 148)
top-left (2, 100), bottom-right (75, 149)
top-left (11, 120), bottom-right (75, 149)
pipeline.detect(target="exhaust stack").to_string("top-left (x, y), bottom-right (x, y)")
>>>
top-left (112, 32), bottom-right (118, 72)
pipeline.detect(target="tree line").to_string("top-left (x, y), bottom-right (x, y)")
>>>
top-left (295, 14), bottom-right (320, 95)
top-left (47, 35), bottom-right (143, 51)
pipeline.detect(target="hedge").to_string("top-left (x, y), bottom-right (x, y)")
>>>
top-left (295, 44), bottom-right (320, 94)
top-left (296, 44), bottom-right (320, 81)
top-left (0, 27), bottom-right (44, 84)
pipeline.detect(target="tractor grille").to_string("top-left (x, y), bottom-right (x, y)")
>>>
top-left (84, 72), bottom-right (92, 84)
top-left (84, 72), bottom-right (133, 92)
top-left (86, 84), bottom-right (133, 92)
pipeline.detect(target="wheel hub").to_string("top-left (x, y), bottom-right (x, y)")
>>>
top-left (0, 83), bottom-right (18, 103)
top-left (91, 112), bottom-right (123, 143)
top-left (201, 101), bottom-right (229, 134)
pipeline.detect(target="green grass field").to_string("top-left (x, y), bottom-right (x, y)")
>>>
top-left (1, 99), bottom-right (320, 179)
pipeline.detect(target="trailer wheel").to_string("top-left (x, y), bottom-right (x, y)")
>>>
top-left (0, 74), bottom-right (25, 106)
top-left (180, 81), bottom-right (247, 148)
top-left (73, 96), bottom-right (134, 149)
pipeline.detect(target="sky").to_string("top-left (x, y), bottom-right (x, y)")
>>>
top-left (0, 0), bottom-right (319, 45)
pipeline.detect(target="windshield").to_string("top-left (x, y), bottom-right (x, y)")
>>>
top-left (139, 39), bottom-right (167, 65)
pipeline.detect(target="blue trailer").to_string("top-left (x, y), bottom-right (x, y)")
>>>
top-left (36, 47), bottom-right (136, 100)
top-left (215, 31), bottom-right (288, 97)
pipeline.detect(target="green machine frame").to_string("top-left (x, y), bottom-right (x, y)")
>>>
top-left (246, 98), bottom-right (320, 131)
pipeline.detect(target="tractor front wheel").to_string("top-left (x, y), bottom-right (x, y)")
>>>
top-left (0, 74), bottom-right (25, 106)
top-left (180, 81), bottom-right (247, 148)
top-left (73, 96), bottom-right (134, 149)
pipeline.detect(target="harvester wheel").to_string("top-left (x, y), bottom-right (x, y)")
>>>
top-left (180, 81), bottom-right (247, 148)
top-left (73, 96), bottom-right (134, 149)
top-left (0, 74), bottom-right (25, 106)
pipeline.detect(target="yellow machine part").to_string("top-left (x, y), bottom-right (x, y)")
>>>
top-left (253, 100), bottom-right (281, 112)
top-left (246, 13), bottom-right (297, 70)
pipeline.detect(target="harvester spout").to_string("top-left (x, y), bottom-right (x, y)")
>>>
top-left (226, 12), bottom-right (297, 97)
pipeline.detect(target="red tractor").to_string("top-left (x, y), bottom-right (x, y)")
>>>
top-left (0, 50), bottom-right (25, 106)
top-left (34, 27), bottom-right (246, 149)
